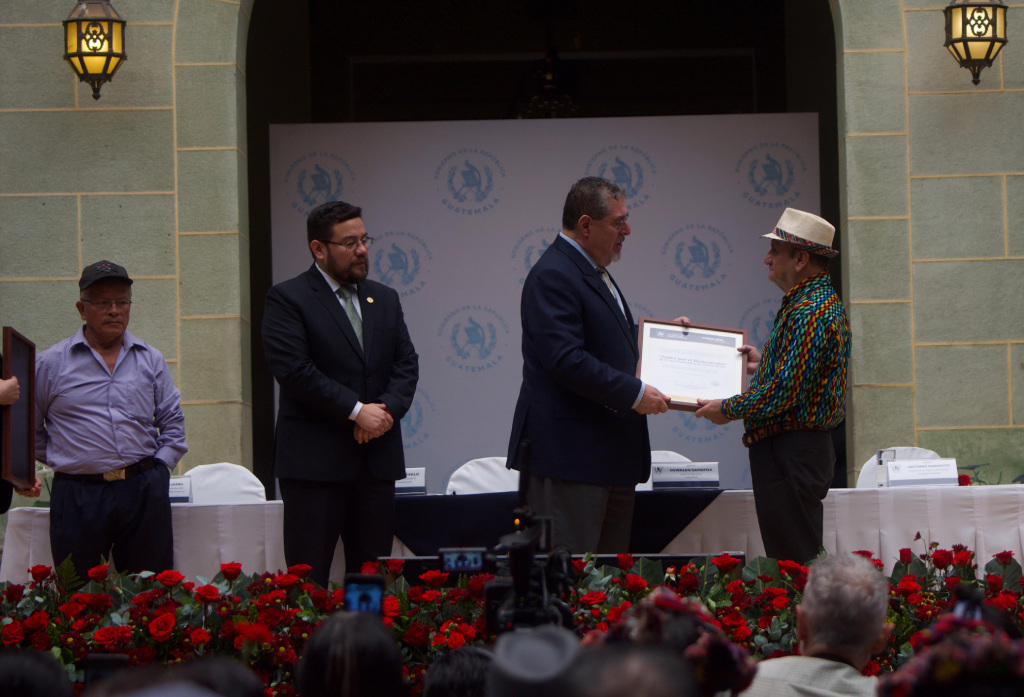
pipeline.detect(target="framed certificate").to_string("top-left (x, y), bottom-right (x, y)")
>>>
top-left (2, 327), bottom-right (36, 489)
top-left (636, 319), bottom-right (748, 411)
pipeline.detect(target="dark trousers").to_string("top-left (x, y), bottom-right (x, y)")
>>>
top-left (527, 475), bottom-right (635, 553)
top-left (278, 471), bottom-right (395, 587)
top-left (50, 465), bottom-right (173, 578)
top-left (749, 430), bottom-right (834, 564)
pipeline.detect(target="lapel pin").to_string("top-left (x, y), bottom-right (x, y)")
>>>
top-left (367, 297), bottom-right (374, 303)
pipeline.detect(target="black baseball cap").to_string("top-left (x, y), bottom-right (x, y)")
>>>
top-left (79, 260), bottom-right (133, 290)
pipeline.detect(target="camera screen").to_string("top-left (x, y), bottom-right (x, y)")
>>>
top-left (441, 549), bottom-right (485, 573)
top-left (345, 582), bottom-right (383, 614)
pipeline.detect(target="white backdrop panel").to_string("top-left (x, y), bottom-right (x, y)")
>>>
top-left (270, 114), bottom-right (820, 491)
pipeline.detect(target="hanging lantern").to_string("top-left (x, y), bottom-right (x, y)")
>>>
top-left (63, 1), bottom-right (127, 100)
top-left (944, 0), bottom-right (1008, 85)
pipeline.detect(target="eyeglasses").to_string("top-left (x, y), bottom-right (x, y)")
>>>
top-left (319, 235), bottom-right (375, 250)
top-left (82, 299), bottom-right (131, 311)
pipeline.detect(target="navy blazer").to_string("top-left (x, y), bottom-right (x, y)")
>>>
top-left (507, 235), bottom-right (651, 487)
top-left (262, 265), bottom-right (419, 483)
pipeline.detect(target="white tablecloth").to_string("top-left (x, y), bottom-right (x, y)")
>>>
top-left (663, 485), bottom-right (1024, 567)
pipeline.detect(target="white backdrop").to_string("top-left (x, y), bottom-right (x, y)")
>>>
top-left (269, 114), bottom-right (820, 491)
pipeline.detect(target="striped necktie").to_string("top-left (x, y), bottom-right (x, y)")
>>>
top-left (337, 286), bottom-right (363, 348)
top-left (597, 267), bottom-right (626, 317)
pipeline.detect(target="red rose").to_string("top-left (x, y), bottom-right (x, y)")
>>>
top-left (235, 621), bottom-right (274, 645)
top-left (776, 560), bottom-right (803, 576)
top-left (288, 564), bottom-right (312, 579)
top-left (958, 474), bottom-right (972, 486)
top-left (2, 621), bottom-right (24, 646)
top-left (677, 572), bottom-right (699, 592)
top-left (623, 573), bottom-right (648, 594)
top-left (361, 561), bottom-right (379, 575)
top-left (590, 607), bottom-right (602, 618)
top-left (899, 548), bottom-right (913, 565)
top-left (772, 596), bottom-right (790, 610)
top-left (193, 585), bottom-right (221, 603)
top-left (402, 623), bottom-right (430, 647)
top-left (987, 574), bottom-right (1003, 593)
top-left (945, 575), bottom-right (961, 592)
top-left (181, 582), bottom-right (195, 592)
top-left (447, 632), bottom-right (466, 649)
top-left (431, 633), bottom-right (447, 648)
top-left (758, 615), bottom-right (774, 630)
top-left (3, 585), bottom-right (25, 603)
top-left (720, 608), bottom-right (746, 626)
top-left (733, 625), bottom-right (752, 641)
top-left (617, 554), bottom-right (635, 571)
top-left (31, 631), bottom-right (52, 651)
top-left (220, 563), bottom-right (243, 581)
top-left (995, 551), bottom-right (1014, 566)
top-left (931, 549), bottom-right (953, 569)
top-left (710, 554), bottom-right (741, 574)
top-left (420, 590), bottom-right (442, 604)
top-left (419, 570), bottom-right (449, 587)
top-left (383, 596), bottom-right (401, 618)
top-left (467, 574), bottom-right (495, 599)
top-left (571, 559), bottom-right (588, 574)
top-left (156, 570), bottom-right (185, 588)
top-left (58, 601), bottom-right (85, 619)
top-left (607, 606), bottom-right (623, 622)
top-left (88, 564), bottom-right (109, 582)
top-left (29, 565), bottom-right (52, 582)
top-left (953, 550), bottom-right (973, 566)
top-left (386, 559), bottom-right (405, 575)
top-left (852, 550), bottom-right (874, 560)
top-left (273, 574), bottom-right (300, 591)
top-left (93, 626), bottom-right (132, 648)
top-left (407, 585), bottom-right (426, 604)
top-left (23, 610), bottom-right (50, 634)
top-left (148, 614), bottom-right (176, 643)
top-left (986, 593), bottom-right (1017, 612)
top-left (595, 621), bottom-right (609, 632)
top-left (189, 627), bottom-right (212, 645)
top-left (580, 591), bottom-right (607, 606)
top-left (898, 576), bottom-right (921, 594)
top-left (458, 622), bottom-right (476, 641)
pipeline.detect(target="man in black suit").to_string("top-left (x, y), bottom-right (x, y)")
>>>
top-left (262, 200), bottom-right (419, 586)
top-left (507, 177), bottom-right (669, 553)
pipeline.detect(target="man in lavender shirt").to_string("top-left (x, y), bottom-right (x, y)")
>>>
top-left (35, 261), bottom-right (187, 578)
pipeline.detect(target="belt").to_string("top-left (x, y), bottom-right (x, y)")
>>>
top-left (55, 457), bottom-right (160, 483)
top-left (741, 424), bottom-right (829, 448)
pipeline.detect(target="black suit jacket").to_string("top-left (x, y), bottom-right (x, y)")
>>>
top-left (262, 265), bottom-right (419, 483)
top-left (507, 235), bottom-right (651, 487)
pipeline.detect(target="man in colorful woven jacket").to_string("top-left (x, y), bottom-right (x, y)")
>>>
top-left (695, 208), bottom-right (850, 563)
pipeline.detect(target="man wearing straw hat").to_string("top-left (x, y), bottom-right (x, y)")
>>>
top-left (696, 208), bottom-right (850, 563)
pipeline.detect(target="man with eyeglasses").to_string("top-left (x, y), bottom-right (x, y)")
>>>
top-left (35, 260), bottom-right (187, 578)
top-left (262, 200), bottom-right (419, 586)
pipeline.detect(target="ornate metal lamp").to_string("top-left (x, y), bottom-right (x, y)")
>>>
top-left (944, 0), bottom-right (1008, 85)
top-left (63, 0), bottom-right (127, 100)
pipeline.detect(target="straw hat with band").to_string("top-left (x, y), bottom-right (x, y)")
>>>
top-left (762, 208), bottom-right (838, 258)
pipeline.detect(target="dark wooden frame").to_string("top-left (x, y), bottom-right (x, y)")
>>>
top-left (636, 318), bottom-right (749, 412)
top-left (2, 327), bottom-right (36, 489)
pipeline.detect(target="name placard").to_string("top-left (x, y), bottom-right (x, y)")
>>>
top-left (886, 459), bottom-right (959, 487)
top-left (396, 467), bottom-right (426, 495)
top-left (652, 462), bottom-right (720, 489)
top-left (168, 476), bottom-right (193, 503)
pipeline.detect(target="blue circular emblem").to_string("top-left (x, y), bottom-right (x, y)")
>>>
top-left (437, 305), bottom-right (510, 372)
top-left (734, 142), bottom-right (807, 210)
top-left (401, 389), bottom-right (435, 451)
top-left (661, 223), bottom-right (734, 293)
top-left (509, 227), bottom-right (558, 284)
top-left (372, 231), bottom-right (432, 298)
top-left (737, 298), bottom-right (780, 348)
top-left (584, 145), bottom-right (657, 210)
top-left (671, 412), bottom-right (735, 445)
top-left (434, 148), bottom-right (506, 215)
top-left (283, 152), bottom-right (356, 216)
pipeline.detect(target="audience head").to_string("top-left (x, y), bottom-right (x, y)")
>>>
top-left (0, 649), bottom-right (73, 697)
top-left (584, 586), bottom-right (756, 697)
top-left (297, 611), bottom-right (403, 697)
top-left (486, 624), bottom-right (580, 697)
top-left (170, 656), bottom-right (265, 697)
top-left (567, 644), bottom-right (695, 697)
top-left (423, 646), bottom-right (492, 697)
top-left (797, 553), bottom-right (892, 668)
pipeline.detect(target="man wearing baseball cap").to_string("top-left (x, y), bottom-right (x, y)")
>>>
top-left (696, 209), bottom-right (850, 563)
top-left (35, 261), bottom-right (187, 578)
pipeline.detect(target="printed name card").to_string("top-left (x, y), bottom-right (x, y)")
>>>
top-left (652, 462), bottom-right (720, 489)
top-left (396, 467), bottom-right (426, 495)
top-left (886, 459), bottom-right (959, 487)
top-left (168, 476), bottom-right (193, 503)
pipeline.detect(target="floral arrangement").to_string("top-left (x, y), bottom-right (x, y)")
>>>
top-left (1, 542), bottom-right (1021, 696)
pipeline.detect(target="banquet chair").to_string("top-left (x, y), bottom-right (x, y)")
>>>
top-left (184, 462), bottom-right (267, 504)
top-left (636, 450), bottom-right (692, 491)
top-left (445, 457), bottom-right (519, 495)
top-left (855, 447), bottom-right (940, 488)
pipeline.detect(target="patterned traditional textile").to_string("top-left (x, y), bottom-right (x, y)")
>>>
top-left (722, 272), bottom-right (849, 440)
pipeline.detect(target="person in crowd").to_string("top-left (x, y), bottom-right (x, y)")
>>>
top-left (423, 646), bottom-right (493, 697)
top-left (0, 648), bottom-right (73, 697)
top-left (507, 176), bottom-right (670, 553)
top-left (695, 208), bottom-right (849, 563)
top-left (567, 644), bottom-right (695, 697)
top-left (170, 656), bottom-right (265, 697)
top-left (35, 261), bottom-right (187, 578)
top-left (0, 372), bottom-right (41, 513)
top-left (742, 554), bottom-right (892, 697)
top-left (297, 612), bottom-right (404, 697)
top-left (486, 625), bottom-right (580, 697)
top-left (262, 200), bottom-right (418, 586)
top-left (584, 585), bottom-right (756, 697)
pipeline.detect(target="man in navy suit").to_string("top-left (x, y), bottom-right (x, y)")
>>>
top-left (507, 177), bottom-right (669, 553)
top-left (262, 201), bottom-right (419, 586)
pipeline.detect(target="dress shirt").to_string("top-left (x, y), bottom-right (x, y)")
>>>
top-left (35, 327), bottom-right (187, 475)
top-left (558, 233), bottom-right (644, 408)
top-left (741, 655), bottom-right (876, 697)
top-left (314, 263), bottom-right (364, 420)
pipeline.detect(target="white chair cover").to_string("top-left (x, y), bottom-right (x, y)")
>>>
top-left (855, 447), bottom-right (941, 488)
top-left (445, 457), bottom-right (519, 495)
top-left (184, 463), bottom-right (267, 504)
top-left (636, 450), bottom-right (692, 491)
